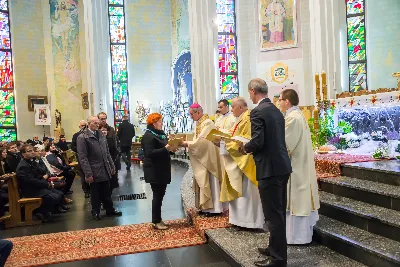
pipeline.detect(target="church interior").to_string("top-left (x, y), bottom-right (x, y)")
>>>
top-left (0, 0), bottom-right (399, 266)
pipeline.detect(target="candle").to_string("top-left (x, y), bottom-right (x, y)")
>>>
top-left (313, 109), bottom-right (319, 120)
top-left (321, 71), bottom-right (327, 100)
top-left (315, 73), bottom-right (321, 102)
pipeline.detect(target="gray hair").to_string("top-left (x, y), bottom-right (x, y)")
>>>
top-left (87, 116), bottom-right (98, 123)
top-left (232, 97), bottom-right (248, 107)
top-left (248, 78), bottom-right (268, 94)
top-left (79, 120), bottom-right (87, 124)
top-left (190, 106), bottom-right (203, 114)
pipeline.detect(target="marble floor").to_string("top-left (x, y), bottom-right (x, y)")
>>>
top-left (0, 162), bottom-right (230, 267)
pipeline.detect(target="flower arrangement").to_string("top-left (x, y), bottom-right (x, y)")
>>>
top-left (372, 142), bottom-right (389, 159)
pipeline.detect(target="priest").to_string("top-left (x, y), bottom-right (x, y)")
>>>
top-left (279, 89), bottom-right (320, 244)
top-left (215, 99), bottom-right (236, 133)
top-left (221, 97), bottom-right (264, 229)
top-left (181, 103), bottom-right (225, 215)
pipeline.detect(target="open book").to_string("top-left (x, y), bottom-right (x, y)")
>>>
top-left (206, 129), bottom-right (249, 144)
top-left (168, 138), bottom-right (183, 147)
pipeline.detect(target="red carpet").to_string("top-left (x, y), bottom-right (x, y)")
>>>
top-left (5, 219), bottom-right (205, 267)
top-left (186, 208), bottom-right (231, 238)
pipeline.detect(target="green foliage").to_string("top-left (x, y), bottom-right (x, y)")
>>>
top-left (337, 120), bottom-right (352, 134)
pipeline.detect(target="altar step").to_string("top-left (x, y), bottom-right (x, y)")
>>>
top-left (342, 160), bottom-right (400, 186)
top-left (319, 176), bottom-right (400, 211)
top-left (314, 215), bottom-right (400, 267)
top-left (319, 191), bottom-right (400, 242)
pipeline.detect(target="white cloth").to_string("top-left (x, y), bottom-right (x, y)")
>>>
top-left (286, 211), bottom-right (319, 244)
top-left (202, 174), bottom-right (224, 213)
top-left (229, 175), bottom-right (264, 229)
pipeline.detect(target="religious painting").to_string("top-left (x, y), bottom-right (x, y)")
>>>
top-left (259, 0), bottom-right (298, 51)
top-left (81, 92), bottom-right (89, 109)
top-left (28, 95), bottom-right (48, 112)
top-left (34, 104), bottom-right (51, 126)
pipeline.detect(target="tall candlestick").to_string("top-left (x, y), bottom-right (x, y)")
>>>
top-left (321, 71), bottom-right (327, 100)
top-left (315, 73), bottom-right (321, 102)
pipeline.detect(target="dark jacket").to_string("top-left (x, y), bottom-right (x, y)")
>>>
top-left (46, 153), bottom-right (71, 172)
top-left (117, 120), bottom-right (135, 147)
top-left (77, 128), bottom-right (115, 183)
top-left (56, 141), bottom-right (69, 152)
top-left (71, 130), bottom-right (84, 153)
top-left (6, 152), bottom-right (21, 173)
top-left (16, 159), bottom-right (52, 198)
top-left (141, 127), bottom-right (171, 184)
top-left (244, 98), bottom-right (292, 180)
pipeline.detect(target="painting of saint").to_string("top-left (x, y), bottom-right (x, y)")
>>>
top-left (259, 0), bottom-right (298, 51)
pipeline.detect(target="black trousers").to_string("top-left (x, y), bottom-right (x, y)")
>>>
top-left (0, 239), bottom-right (13, 267)
top-left (76, 166), bottom-right (90, 193)
top-left (258, 175), bottom-right (290, 264)
top-left (150, 183), bottom-right (167, 224)
top-left (61, 170), bottom-right (75, 193)
top-left (39, 191), bottom-right (63, 214)
top-left (0, 190), bottom-right (8, 217)
top-left (90, 180), bottom-right (115, 215)
top-left (121, 146), bottom-right (131, 168)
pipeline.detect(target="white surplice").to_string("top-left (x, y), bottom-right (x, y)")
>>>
top-left (229, 175), bottom-right (264, 229)
top-left (202, 174), bottom-right (225, 214)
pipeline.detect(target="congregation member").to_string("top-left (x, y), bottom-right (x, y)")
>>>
top-left (117, 115), bottom-right (135, 171)
top-left (55, 135), bottom-right (69, 152)
top-left (220, 97), bottom-right (264, 229)
top-left (215, 99), bottom-right (235, 132)
top-left (279, 89), bottom-right (320, 244)
top-left (1, 147), bottom-right (9, 175)
top-left (242, 78), bottom-right (292, 267)
top-left (71, 120), bottom-right (90, 198)
top-left (0, 149), bottom-right (9, 217)
top-left (16, 144), bottom-right (66, 222)
top-left (5, 142), bottom-right (21, 173)
top-left (77, 116), bottom-right (122, 220)
top-left (45, 143), bottom-right (75, 195)
top-left (141, 113), bottom-right (177, 230)
top-left (181, 103), bottom-right (224, 216)
top-left (100, 126), bottom-right (119, 192)
top-left (0, 239), bottom-right (13, 267)
top-left (28, 136), bottom-right (42, 146)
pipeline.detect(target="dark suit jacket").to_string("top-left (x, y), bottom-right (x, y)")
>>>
top-left (141, 130), bottom-right (171, 185)
top-left (46, 153), bottom-right (71, 172)
top-left (77, 129), bottom-right (115, 183)
top-left (244, 98), bottom-right (292, 180)
top-left (117, 120), bottom-right (135, 147)
top-left (16, 159), bottom-right (52, 198)
top-left (6, 152), bottom-right (21, 173)
top-left (71, 130), bottom-right (84, 153)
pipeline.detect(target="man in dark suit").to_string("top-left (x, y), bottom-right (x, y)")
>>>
top-left (242, 78), bottom-right (292, 267)
top-left (77, 116), bottom-right (122, 220)
top-left (117, 115), bottom-right (135, 170)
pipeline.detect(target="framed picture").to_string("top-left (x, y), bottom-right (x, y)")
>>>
top-left (81, 93), bottom-right (89, 109)
top-left (28, 95), bottom-right (48, 112)
top-left (259, 0), bottom-right (298, 51)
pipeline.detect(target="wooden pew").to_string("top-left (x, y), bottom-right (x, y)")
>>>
top-left (3, 174), bottom-right (42, 228)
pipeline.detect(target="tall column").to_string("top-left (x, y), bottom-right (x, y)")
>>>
top-left (188, 0), bottom-right (218, 115)
top-left (82, 0), bottom-right (112, 122)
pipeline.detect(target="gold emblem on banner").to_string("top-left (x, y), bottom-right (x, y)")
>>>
top-left (270, 62), bottom-right (288, 84)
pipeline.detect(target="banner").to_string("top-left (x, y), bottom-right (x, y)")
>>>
top-left (34, 104), bottom-right (51, 126)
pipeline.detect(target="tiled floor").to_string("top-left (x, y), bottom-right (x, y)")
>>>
top-left (0, 162), bottom-right (230, 267)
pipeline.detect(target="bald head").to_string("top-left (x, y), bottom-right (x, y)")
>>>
top-left (231, 97), bottom-right (248, 118)
top-left (79, 120), bottom-right (87, 129)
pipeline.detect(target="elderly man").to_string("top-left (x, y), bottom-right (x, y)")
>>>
top-left (181, 103), bottom-right (224, 216)
top-left (279, 89), bottom-right (320, 244)
top-left (77, 116), bottom-right (122, 220)
top-left (71, 120), bottom-right (90, 198)
top-left (220, 97), bottom-right (264, 229)
top-left (243, 78), bottom-right (292, 267)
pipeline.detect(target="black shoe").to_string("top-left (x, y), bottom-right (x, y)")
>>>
top-left (84, 192), bottom-right (90, 198)
top-left (204, 212), bottom-right (221, 217)
top-left (61, 205), bottom-right (70, 210)
top-left (254, 258), bottom-right (286, 267)
top-left (198, 210), bottom-right (209, 216)
top-left (44, 212), bottom-right (53, 222)
top-left (66, 190), bottom-right (73, 195)
top-left (92, 214), bottom-right (101, 220)
top-left (258, 247), bottom-right (270, 256)
top-left (106, 210), bottom-right (122, 217)
top-left (56, 206), bottom-right (67, 213)
top-left (35, 213), bottom-right (48, 222)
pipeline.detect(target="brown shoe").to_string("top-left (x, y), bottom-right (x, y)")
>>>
top-left (64, 198), bottom-right (73, 204)
top-left (153, 223), bottom-right (168, 230)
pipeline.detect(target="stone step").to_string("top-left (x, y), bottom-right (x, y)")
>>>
top-left (319, 191), bottom-right (400, 242)
top-left (319, 176), bottom-right (400, 211)
top-left (342, 160), bottom-right (400, 186)
top-left (314, 215), bottom-right (400, 267)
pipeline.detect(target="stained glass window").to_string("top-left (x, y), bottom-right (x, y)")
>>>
top-left (346, 0), bottom-right (367, 92)
top-left (0, 1), bottom-right (16, 142)
top-left (108, 0), bottom-right (129, 127)
top-left (217, 0), bottom-right (239, 100)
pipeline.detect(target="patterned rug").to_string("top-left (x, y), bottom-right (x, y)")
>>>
top-left (186, 208), bottom-right (231, 238)
top-left (5, 219), bottom-right (205, 267)
top-left (315, 154), bottom-right (376, 179)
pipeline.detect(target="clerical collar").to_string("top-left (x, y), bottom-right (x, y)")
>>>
top-left (221, 111), bottom-right (231, 117)
top-left (285, 106), bottom-right (299, 116)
